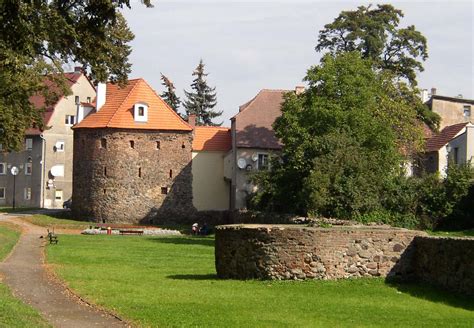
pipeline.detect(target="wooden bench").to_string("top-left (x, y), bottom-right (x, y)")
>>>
top-left (47, 229), bottom-right (59, 244)
top-left (119, 230), bottom-right (144, 236)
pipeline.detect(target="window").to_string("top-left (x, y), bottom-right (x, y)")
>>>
top-left (55, 140), bottom-right (65, 152)
top-left (25, 161), bottom-right (32, 175)
top-left (454, 147), bottom-right (459, 165)
top-left (75, 96), bottom-right (80, 104)
top-left (0, 187), bottom-right (5, 199)
top-left (0, 163), bottom-right (5, 175)
top-left (55, 190), bottom-right (63, 201)
top-left (161, 187), bottom-right (168, 195)
top-left (257, 153), bottom-right (269, 170)
top-left (87, 96), bottom-right (91, 103)
top-left (156, 141), bottom-right (161, 150)
top-left (464, 105), bottom-right (471, 118)
top-left (130, 140), bottom-right (135, 149)
top-left (25, 138), bottom-right (33, 150)
top-left (133, 103), bottom-right (148, 122)
top-left (24, 188), bottom-right (31, 200)
top-left (138, 167), bottom-right (142, 178)
top-left (104, 166), bottom-right (107, 177)
top-left (100, 138), bottom-right (107, 149)
top-left (65, 115), bottom-right (76, 125)
top-left (181, 142), bottom-right (185, 149)
top-left (169, 169), bottom-right (173, 178)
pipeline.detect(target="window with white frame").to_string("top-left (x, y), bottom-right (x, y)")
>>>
top-left (65, 115), bottom-right (76, 125)
top-left (133, 103), bottom-right (148, 122)
top-left (0, 163), bottom-right (5, 175)
top-left (75, 96), bottom-right (80, 104)
top-left (25, 158), bottom-right (33, 175)
top-left (25, 138), bottom-right (33, 150)
top-left (24, 187), bottom-right (31, 200)
top-left (257, 153), bottom-right (269, 170)
top-left (464, 105), bottom-right (471, 118)
top-left (55, 140), bottom-right (65, 152)
top-left (0, 187), bottom-right (5, 199)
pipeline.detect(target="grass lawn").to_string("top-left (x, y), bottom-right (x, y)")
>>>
top-left (428, 229), bottom-right (474, 238)
top-left (47, 235), bottom-right (474, 327)
top-left (0, 223), bottom-right (50, 327)
top-left (21, 214), bottom-right (93, 230)
top-left (0, 206), bottom-right (40, 214)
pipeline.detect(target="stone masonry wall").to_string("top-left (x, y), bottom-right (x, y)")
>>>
top-left (413, 236), bottom-right (474, 296)
top-left (73, 128), bottom-right (195, 224)
top-left (215, 225), bottom-right (425, 280)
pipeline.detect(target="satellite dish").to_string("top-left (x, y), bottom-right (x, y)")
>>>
top-left (251, 153), bottom-right (258, 162)
top-left (50, 165), bottom-right (64, 177)
top-left (237, 158), bottom-right (247, 169)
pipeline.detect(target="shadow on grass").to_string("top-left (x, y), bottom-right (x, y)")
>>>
top-left (386, 281), bottom-right (474, 311)
top-left (148, 236), bottom-right (215, 247)
top-left (167, 274), bottom-right (218, 281)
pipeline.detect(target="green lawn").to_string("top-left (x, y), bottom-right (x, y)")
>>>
top-left (47, 235), bottom-right (474, 327)
top-left (0, 224), bottom-right (50, 327)
top-left (428, 229), bottom-right (474, 238)
top-left (21, 214), bottom-right (93, 230)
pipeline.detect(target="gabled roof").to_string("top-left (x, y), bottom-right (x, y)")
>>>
top-left (74, 78), bottom-right (192, 131)
top-left (192, 126), bottom-right (231, 152)
top-left (233, 89), bottom-right (287, 150)
top-left (430, 95), bottom-right (474, 105)
top-left (425, 122), bottom-right (468, 152)
top-left (27, 72), bottom-right (86, 135)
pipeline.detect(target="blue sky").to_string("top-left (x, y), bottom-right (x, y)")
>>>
top-left (122, 1), bottom-right (474, 126)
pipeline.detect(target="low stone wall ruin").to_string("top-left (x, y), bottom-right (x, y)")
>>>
top-left (215, 225), bottom-right (474, 296)
top-left (215, 225), bottom-right (424, 280)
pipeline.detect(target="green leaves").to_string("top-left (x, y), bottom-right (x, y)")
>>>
top-left (0, 1), bottom-right (146, 150)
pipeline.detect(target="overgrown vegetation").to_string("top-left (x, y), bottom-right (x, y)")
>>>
top-left (47, 234), bottom-right (474, 327)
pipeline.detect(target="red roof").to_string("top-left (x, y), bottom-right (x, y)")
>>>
top-left (27, 72), bottom-right (84, 135)
top-left (74, 78), bottom-right (192, 131)
top-left (192, 126), bottom-right (231, 152)
top-left (425, 122), bottom-right (467, 152)
top-left (233, 89), bottom-right (287, 150)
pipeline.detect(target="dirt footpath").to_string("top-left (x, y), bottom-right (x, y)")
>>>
top-left (0, 215), bottom-right (129, 328)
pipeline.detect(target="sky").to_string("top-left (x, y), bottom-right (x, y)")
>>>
top-left (122, 1), bottom-right (474, 126)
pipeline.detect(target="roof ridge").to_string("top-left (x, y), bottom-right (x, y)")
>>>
top-left (105, 79), bottom-right (142, 127)
top-left (141, 79), bottom-right (193, 130)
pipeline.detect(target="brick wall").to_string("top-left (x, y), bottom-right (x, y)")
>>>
top-left (215, 225), bottom-right (425, 280)
top-left (413, 236), bottom-right (474, 296)
top-left (72, 128), bottom-right (195, 224)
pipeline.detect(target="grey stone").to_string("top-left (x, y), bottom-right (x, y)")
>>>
top-left (358, 250), bottom-right (372, 259)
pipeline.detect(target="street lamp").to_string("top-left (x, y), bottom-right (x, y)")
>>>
top-left (10, 166), bottom-right (19, 210)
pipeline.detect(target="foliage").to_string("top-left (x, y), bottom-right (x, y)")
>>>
top-left (160, 73), bottom-right (181, 113)
top-left (0, 1), bottom-right (152, 151)
top-left (251, 52), bottom-right (423, 218)
top-left (316, 4), bottom-right (427, 85)
top-left (315, 4), bottom-right (440, 130)
top-left (47, 234), bottom-right (474, 327)
top-left (183, 59), bottom-right (222, 126)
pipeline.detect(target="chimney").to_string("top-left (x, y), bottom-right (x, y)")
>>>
top-left (74, 66), bottom-right (83, 74)
top-left (420, 89), bottom-right (429, 103)
top-left (295, 85), bottom-right (305, 95)
top-left (96, 82), bottom-right (106, 111)
top-left (431, 87), bottom-right (437, 96)
top-left (188, 114), bottom-right (196, 127)
top-left (457, 94), bottom-right (463, 99)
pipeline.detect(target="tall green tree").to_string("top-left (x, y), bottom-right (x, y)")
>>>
top-left (183, 60), bottom-right (222, 126)
top-left (160, 73), bottom-right (181, 113)
top-left (315, 4), bottom-right (439, 130)
top-left (250, 52), bottom-right (423, 218)
top-left (0, 1), bottom-right (151, 151)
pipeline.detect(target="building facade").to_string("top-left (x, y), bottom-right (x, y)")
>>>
top-left (0, 69), bottom-right (96, 208)
top-left (424, 91), bottom-right (473, 130)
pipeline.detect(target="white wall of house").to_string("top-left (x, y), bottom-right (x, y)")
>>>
top-left (192, 151), bottom-right (230, 211)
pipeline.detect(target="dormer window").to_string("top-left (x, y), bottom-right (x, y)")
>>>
top-left (134, 102), bottom-right (148, 122)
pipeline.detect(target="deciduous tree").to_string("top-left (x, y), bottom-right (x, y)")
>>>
top-left (0, 1), bottom-right (151, 150)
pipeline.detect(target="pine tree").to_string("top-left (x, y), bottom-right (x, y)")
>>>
top-left (183, 60), bottom-right (222, 126)
top-left (160, 73), bottom-right (181, 113)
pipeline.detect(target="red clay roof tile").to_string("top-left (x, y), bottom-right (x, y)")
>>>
top-left (192, 126), bottom-right (231, 152)
top-left (425, 122), bottom-right (467, 152)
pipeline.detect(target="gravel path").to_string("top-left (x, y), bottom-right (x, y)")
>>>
top-left (0, 214), bottom-right (129, 328)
